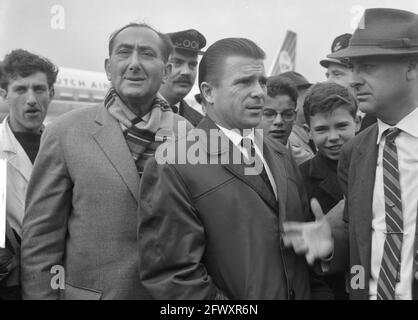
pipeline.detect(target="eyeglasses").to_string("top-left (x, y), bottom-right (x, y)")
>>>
top-left (262, 108), bottom-right (296, 122)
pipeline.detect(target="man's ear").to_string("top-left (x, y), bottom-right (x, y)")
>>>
top-left (104, 59), bottom-right (111, 81)
top-left (303, 123), bottom-right (311, 137)
top-left (406, 59), bottom-right (418, 81)
top-left (0, 88), bottom-right (6, 99)
top-left (162, 63), bottom-right (172, 85)
top-left (49, 87), bottom-right (55, 100)
top-left (200, 82), bottom-right (214, 105)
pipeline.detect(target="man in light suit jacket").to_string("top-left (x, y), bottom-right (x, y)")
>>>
top-left (21, 23), bottom-right (192, 300)
top-left (282, 8), bottom-right (418, 300)
top-left (138, 38), bottom-right (330, 299)
top-left (0, 50), bottom-right (58, 299)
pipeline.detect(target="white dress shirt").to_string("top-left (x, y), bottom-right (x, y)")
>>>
top-left (216, 125), bottom-right (278, 199)
top-left (369, 107), bottom-right (418, 300)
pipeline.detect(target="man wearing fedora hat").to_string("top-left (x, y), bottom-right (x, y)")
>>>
top-left (321, 33), bottom-right (376, 131)
top-left (282, 8), bottom-right (418, 300)
top-left (159, 29), bottom-right (206, 127)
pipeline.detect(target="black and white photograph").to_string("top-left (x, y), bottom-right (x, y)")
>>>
top-left (0, 0), bottom-right (417, 306)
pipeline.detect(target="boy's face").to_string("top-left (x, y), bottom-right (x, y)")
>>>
top-left (309, 107), bottom-right (357, 160)
top-left (258, 94), bottom-right (296, 145)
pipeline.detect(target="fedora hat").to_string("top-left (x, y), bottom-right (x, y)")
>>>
top-left (328, 8), bottom-right (418, 59)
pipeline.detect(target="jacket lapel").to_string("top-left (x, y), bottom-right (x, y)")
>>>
top-left (0, 118), bottom-right (32, 183)
top-left (92, 106), bottom-right (139, 203)
top-left (181, 100), bottom-right (203, 127)
top-left (198, 117), bottom-right (277, 210)
top-left (352, 126), bottom-right (379, 279)
top-left (310, 155), bottom-right (342, 202)
top-left (262, 136), bottom-right (287, 219)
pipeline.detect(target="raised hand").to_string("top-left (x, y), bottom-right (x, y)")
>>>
top-left (282, 198), bottom-right (334, 265)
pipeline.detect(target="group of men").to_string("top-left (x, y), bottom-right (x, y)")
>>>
top-left (0, 7), bottom-right (417, 300)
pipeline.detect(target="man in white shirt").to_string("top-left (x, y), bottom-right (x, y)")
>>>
top-left (0, 49), bottom-right (57, 299)
top-left (282, 8), bottom-right (418, 300)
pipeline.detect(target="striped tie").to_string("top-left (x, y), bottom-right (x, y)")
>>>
top-left (377, 128), bottom-right (403, 300)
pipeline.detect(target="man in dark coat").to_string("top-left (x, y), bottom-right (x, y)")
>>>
top-left (138, 37), bottom-right (329, 300)
top-left (283, 8), bottom-right (418, 300)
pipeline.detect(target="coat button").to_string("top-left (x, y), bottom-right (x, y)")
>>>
top-left (415, 271), bottom-right (418, 281)
top-left (289, 289), bottom-right (295, 300)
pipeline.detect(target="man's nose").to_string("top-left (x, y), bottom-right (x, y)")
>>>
top-left (273, 113), bottom-right (284, 126)
top-left (252, 82), bottom-right (266, 99)
top-left (350, 68), bottom-right (363, 90)
top-left (128, 53), bottom-right (141, 71)
top-left (26, 90), bottom-right (37, 107)
top-left (179, 63), bottom-right (191, 75)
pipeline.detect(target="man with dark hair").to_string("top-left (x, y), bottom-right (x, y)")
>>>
top-left (21, 23), bottom-right (192, 299)
top-left (0, 50), bottom-right (57, 299)
top-left (257, 76), bottom-right (298, 147)
top-left (138, 37), bottom-right (328, 299)
top-left (283, 8), bottom-right (418, 300)
top-left (159, 29), bottom-right (206, 127)
top-left (280, 71), bottom-right (316, 165)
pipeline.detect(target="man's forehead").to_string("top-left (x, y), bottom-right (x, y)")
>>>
top-left (224, 55), bottom-right (265, 73)
top-left (266, 94), bottom-right (295, 108)
top-left (113, 26), bottom-right (162, 48)
top-left (170, 49), bottom-right (198, 62)
top-left (328, 63), bottom-right (350, 71)
top-left (9, 72), bottom-right (48, 86)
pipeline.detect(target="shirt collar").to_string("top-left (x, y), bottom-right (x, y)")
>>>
top-left (376, 107), bottom-right (418, 144)
top-left (216, 124), bottom-right (255, 147)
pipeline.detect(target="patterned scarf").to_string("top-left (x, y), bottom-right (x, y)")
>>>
top-left (105, 88), bottom-right (174, 177)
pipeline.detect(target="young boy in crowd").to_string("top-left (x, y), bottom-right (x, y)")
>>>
top-left (299, 82), bottom-right (359, 299)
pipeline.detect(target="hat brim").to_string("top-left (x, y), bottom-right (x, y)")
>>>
top-left (174, 46), bottom-right (205, 55)
top-left (328, 46), bottom-right (418, 59)
top-left (320, 58), bottom-right (348, 68)
top-left (297, 83), bottom-right (312, 90)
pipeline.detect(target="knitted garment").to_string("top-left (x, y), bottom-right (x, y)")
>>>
top-left (105, 88), bottom-right (174, 176)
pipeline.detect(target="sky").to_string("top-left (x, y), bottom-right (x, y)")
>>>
top-left (0, 0), bottom-right (417, 83)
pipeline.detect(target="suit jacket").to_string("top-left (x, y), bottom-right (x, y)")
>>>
top-left (299, 154), bottom-right (348, 299)
top-left (138, 116), bottom-right (327, 299)
top-left (0, 116), bottom-right (33, 237)
top-left (299, 154), bottom-right (343, 215)
top-left (21, 104), bottom-right (192, 300)
top-left (179, 100), bottom-right (203, 127)
top-left (335, 123), bottom-right (418, 299)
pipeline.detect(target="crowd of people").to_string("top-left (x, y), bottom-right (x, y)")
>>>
top-left (0, 7), bottom-right (417, 300)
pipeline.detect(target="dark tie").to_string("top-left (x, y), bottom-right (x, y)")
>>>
top-left (241, 137), bottom-right (275, 197)
top-left (377, 127), bottom-right (403, 300)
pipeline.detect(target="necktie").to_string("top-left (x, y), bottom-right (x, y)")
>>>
top-left (241, 137), bottom-right (275, 197)
top-left (377, 127), bottom-right (403, 300)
